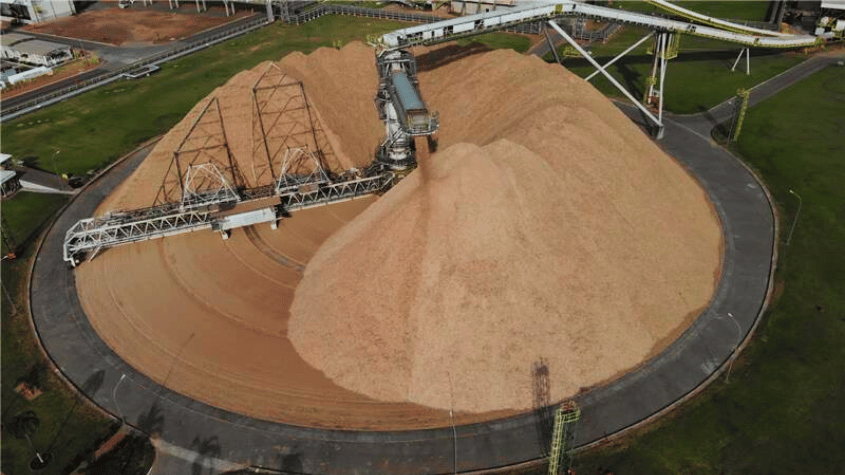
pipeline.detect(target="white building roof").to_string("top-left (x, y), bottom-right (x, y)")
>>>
top-left (14, 39), bottom-right (70, 57)
top-left (0, 153), bottom-right (12, 165)
top-left (0, 169), bottom-right (17, 185)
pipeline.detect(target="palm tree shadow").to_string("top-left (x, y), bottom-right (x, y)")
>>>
top-left (191, 435), bottom-right (222, 475)
top-left (45, 370), bottom-right (106, 452)
top-left (136, 401), bottom-right (165, 436)
top-left (276, 449), bottom-right (303, 474)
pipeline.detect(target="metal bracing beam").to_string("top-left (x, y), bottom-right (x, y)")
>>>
top-left (658, 33), bottom-right (669, 126)
top-left (155, 97), bottom-right (242, 206)
top-left (585, 32), bottom-right (655, 81)
top-left (543, 25), bottom-right (561, 64)
top-left (251, 64), bottom-right (338, 186)
top-left (547, 21), bottom-right (664, 135)
top-left (731, 47), bottom-right (751, 75)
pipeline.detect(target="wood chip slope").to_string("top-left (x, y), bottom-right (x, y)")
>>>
top-left (288, 48), bottom-right (723, 413)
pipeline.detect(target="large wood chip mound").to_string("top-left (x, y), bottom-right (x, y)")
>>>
top-left (289, 48), bottom-right (722, 413)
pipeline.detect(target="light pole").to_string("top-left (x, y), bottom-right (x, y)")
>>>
top-left (723, 312), bottom-right (742, 383)
top-left (50, 150), bottom-right (61, 178)
top-left (786, 189), bottom-right (802, 246)
top-left (112, 374), bottom-right (126, 423)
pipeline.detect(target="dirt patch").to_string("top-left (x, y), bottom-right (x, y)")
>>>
top-left (23, 7), bottom-right (250, 46)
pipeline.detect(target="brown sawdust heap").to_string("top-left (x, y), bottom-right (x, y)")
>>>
top-left (77, 43), bottom-right (720, 427)
top-left (288, 48), bottom-right (722, 413)
top-left (101, 42), bottom-right (382, 212)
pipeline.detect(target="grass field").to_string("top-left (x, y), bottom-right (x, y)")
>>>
top-left (457, 31), bottom-right (532, 53)
top-left (567, 64), bottom-right (845, 475)
top-left (0, 16), bottom-right (408, 178)
top-left (1, 245), bottom-right (119, 475)
top-left (551, 26), bottom-right (807, 114)
top-left (1, 192), bottom-right (68, 255)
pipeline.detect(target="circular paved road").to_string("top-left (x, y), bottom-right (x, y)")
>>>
top-left (30, 108), bottom-right (774, 474)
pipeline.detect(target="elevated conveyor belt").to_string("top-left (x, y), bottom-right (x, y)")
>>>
top-left (643, 0), bottom-right (791, 37)
top-left (372, 1), bottom-right (825, 51)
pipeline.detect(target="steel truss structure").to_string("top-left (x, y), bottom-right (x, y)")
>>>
top-left (547, 401), bottom-right (581, 475)
top-left (155, 96), bottom-right (243, 207)
top-left (64, 61), bottom-right (399, 265)
top-left (63, 209), bottom-right (214, 264)
top-left (64, 145), bottom-right (394, 265)
top-left (252, 63), bottom-right (337, 186)
top-left (64, 156), bottom-right (393, 265)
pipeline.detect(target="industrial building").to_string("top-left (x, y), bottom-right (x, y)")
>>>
top-left (450, 0), bottom-right (517, 15)
top-left (1, 32), bottom-right (71, 67)
top-left (0, 153), bottom-right (21, 198)
top-left (0, 0), bottom-right (75, 24)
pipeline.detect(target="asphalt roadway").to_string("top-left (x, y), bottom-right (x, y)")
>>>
top-left (1, 12), bottom-right (262, 111)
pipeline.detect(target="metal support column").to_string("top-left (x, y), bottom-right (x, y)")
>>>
top-left (658, 33), bottom-right (669, 126)
top-left (732, 47), bottom-right (750, 75)
top-left (266, 0), bottom-right (274, 21)
top-left (547, 21), bottom-right (664, 137)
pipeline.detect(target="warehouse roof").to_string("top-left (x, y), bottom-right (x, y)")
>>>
top-left (0, 169), bottom-right (17, 186)
top-left (0, 153), bottom-right (11, 165)
top-left (14, 39), bottom-right (70, 56)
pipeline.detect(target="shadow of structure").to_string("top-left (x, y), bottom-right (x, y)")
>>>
top-left (416, 42), bottom-right (492, 72)
top-left (277, 450), bottom-right (303, 474)
top-left (533, 358), bottom-right (554, 458)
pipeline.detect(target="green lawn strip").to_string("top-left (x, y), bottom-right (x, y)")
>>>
top-left (456, 32), bottom-right (532, 53)
top-left (1, 192), bottom-right (68, 253)
top-left (0, 15), bottom-right (408, 177)
top-left (1, 248), bottom-right (119, 475)
top-left (568, 65), bottom-right (845, 475)
top-left (546, 25), bottom-right (806, 114)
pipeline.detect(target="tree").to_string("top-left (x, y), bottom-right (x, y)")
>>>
top-left (9, 410), bottom-right (45, 464)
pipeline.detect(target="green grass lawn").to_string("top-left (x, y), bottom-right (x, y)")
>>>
top-left (550, 26), bottom-right (806, 113)
top-left (0, 15), bottom-right (408, 178)
top-left (568, 64), bottom-right (845, 475)
top-left (1, 246), bottom-right (120, 475)
top-left (456, 31), bottom-right (532, 54)
top-left (1, 192), bottom-right (68, 254)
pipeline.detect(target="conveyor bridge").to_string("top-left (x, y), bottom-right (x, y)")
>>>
top-left (371, 1), bottom-right (825, 50)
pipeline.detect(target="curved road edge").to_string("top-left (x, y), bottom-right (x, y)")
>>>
top-left (29, 110), bottom-right (777, 474)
